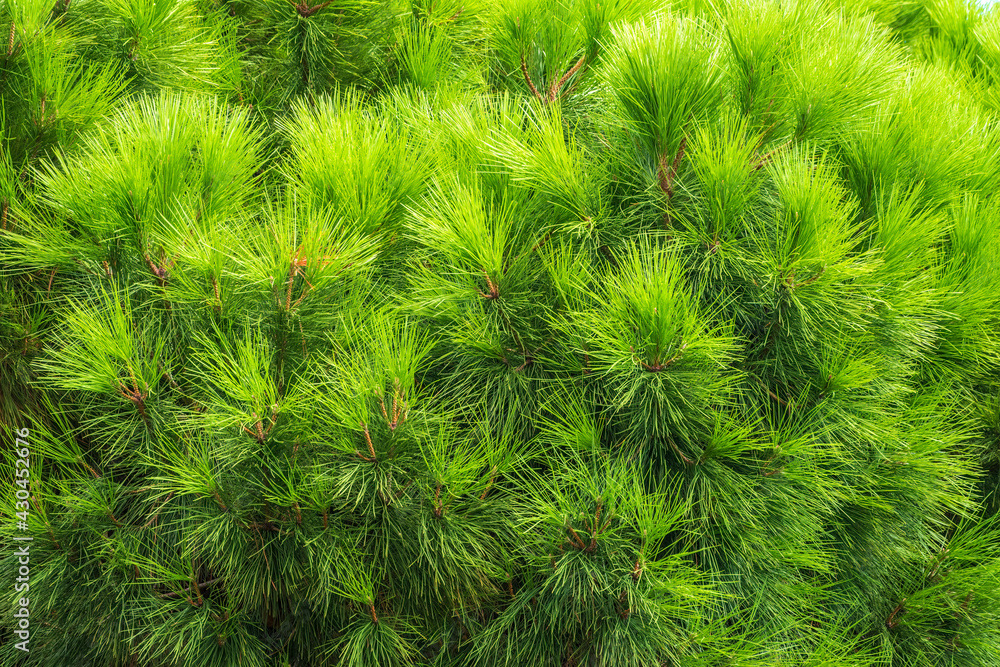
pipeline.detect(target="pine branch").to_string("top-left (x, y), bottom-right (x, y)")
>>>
top-left (548, 56), bottom-right (586, 102)
top-left (158, 577), bottom-right (222, 601)
top-left (520, 53), bottom-right (544, 103)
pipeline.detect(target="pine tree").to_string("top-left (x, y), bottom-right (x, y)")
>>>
top-left (2, 0), bottom-right (1000, 665)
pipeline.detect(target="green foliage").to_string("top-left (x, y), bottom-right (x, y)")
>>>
top-left (2, 0), bottom-right (1000, 666)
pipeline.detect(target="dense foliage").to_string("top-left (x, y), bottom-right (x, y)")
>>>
top-left (3, 0), bottom-right (1000, 665)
